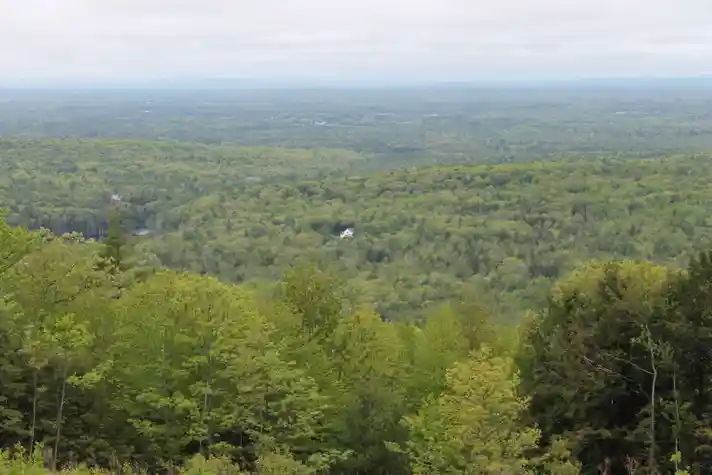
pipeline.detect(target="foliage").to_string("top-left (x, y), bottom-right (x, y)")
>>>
top-left (7, 137), bottom-right (712, 321)
top-left (392, 347), bottom-right (539, 475)
top-left (5, 86), bottom-right (712, 473)
top-left (0, 138), bottom-right (366, 239)
top-left (1, 212), bottom-right (712, 474)
top-left (517, 254), bottom-right (712, 474)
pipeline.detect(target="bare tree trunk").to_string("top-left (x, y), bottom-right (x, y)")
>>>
top-left (202, 340), bottom-right (213, 457)
top-left (30, 369), bottom-right (38, 453)
top-left (672, 366), bottom-right (681, 473)
top-left (43, 445), bottom-right (53, 472)
top-left (52, 365), bottom-right (68, 472)
top-left (646, 327), bottom-right (658, 474)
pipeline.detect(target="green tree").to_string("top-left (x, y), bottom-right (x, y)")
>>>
top-left (659, 250), bottom-right (712, 472)
top-left (279, 265), bottom-right (347, 343)
top-left (0, 236), bottom-right (111, 462)
top-left (107, 270), bottom-right (340, 472)
top-left (393, 347), bottom-right (540, 475)
top-left (97, 209), bottom-right (128, 274)
top-left (518, 260), bottom-right (671, 473)
top-left (324, 310), bottom-right (411, 475)
top-left (47, 312), bottom-right (93, 471)
top-left (0, 211), bottom-right (38, 276)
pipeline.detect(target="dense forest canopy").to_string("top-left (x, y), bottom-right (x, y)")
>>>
top-left (2, 214), bottom-right (712, 475)
top-left (3, 85), bottom-right (712, 473)
top-left (0, 138), bottom-right (367, 233)
top-left (130, 153), bottom-right (712, 320)
top-left (2, 134), bottom-right (712, 320)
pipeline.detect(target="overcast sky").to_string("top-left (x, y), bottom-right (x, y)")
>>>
top-left (1, 0), bottom-right (711, 84)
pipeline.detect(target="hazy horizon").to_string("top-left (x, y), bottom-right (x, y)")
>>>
top-left (3, 0), bottom-right (712, 84)
top-left (2, 76), bottom-right (712, 91)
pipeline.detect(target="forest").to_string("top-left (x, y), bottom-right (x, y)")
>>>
top-left (2, 208), bottom-right (712, 475)
top-left (2, 136), bottom-right (712, 320)
top-left (3, 85), bottom-right (712, 168)
top-left (3, 84), bottom-right (712, 473)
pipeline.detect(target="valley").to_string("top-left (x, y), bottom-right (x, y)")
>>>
top-left (3, 84), bottom-right (712, 474)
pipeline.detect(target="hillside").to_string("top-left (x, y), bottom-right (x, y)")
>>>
top-left (5, 86), bottom-right (712, 474)
top-left (0, 139), bottom-right (712, 318)
top-left (132, 153), bottom-right (712, 319)
top-left (2, 207), bottom-right (712, 475)
top-left (0, 138), bottom-right (368, 236)
top-left (3, 138), bottom-right (711, 320)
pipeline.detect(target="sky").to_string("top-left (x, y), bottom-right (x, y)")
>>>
top-left (1, 0), bottom-right (712, 85)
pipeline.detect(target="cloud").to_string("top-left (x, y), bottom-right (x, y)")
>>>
top-left (1, 0), bottom-right (711, 81)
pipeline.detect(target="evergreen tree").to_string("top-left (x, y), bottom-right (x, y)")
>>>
top-left (97, 209), bottom-right (128, 274)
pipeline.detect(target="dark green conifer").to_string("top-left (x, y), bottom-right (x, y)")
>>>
top-left (97, 209), bottom-right (128, 274)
